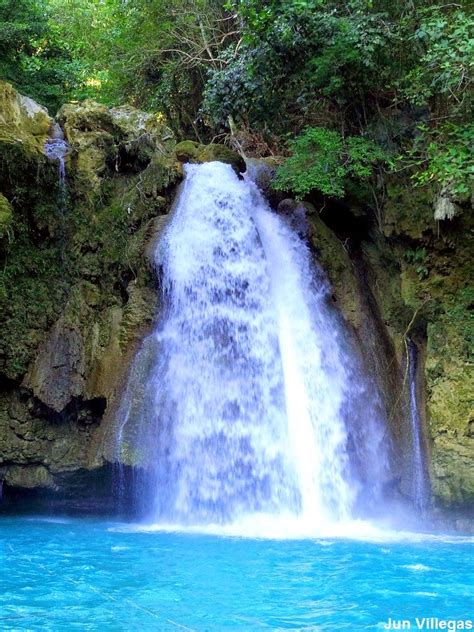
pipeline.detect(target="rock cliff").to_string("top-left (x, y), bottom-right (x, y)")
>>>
top-left (0, 84), bottom-right (178, 502)
top-left (304, 177), bottom-right (473, 519)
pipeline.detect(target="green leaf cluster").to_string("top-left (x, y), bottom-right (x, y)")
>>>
top-left (403, 247), bottom-right (429, 280)
top-left (1, 0), bottom-right (471, 206)
top-left (393, 122), bottom-right (474, 197)
top-left (0, 0), bottom-right (76, 111)
top-left (273, 127), bottom-right (385, 199)
top-left (401, 7), bottom-right (473, 110)
top-left (203, 0), bottom-right (393, 131)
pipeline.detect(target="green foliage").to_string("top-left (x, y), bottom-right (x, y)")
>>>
top-left (46, 0), bottom-right (124, 103)
top-left (389, 5), bottom-right (474, 199)
top-left (393, 122), bottom-right (474, 197)
top-left (415, 123), bottom-right (474, 197)
top-left (403, 247), bottom-right (427, 265)
top-left (401, 7), bottom-right (473, 111)
top-left (204, 0), bottom-right (393, 131)
top-left (0, 193), bottom-right (13, 240)
top-left (0, 0), bottom-right (76, 111)
top-left (403, 247), bottom-right (429, 280)
top-left (273, 127), bottom-right (385, 198)
top-left (1, 0), bottom-right (470, 210)
top-left (46, 0), bottom-right (236, 134)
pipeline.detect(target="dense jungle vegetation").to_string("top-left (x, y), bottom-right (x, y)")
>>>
top-left (0, 0), bottom-right (472, 199)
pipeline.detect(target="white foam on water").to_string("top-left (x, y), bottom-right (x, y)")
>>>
top-left (402, 564), bottom-right (433, 571)
top-left (26, 517), bottom-right (72, 524)
top-left (110, 518), bottom-right (474, 545)
top-left (111, 546), bottom-right (130, 552)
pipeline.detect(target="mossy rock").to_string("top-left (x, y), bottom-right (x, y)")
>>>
top-left (174, 140), bottom-right (245, 174)
top-left (4, 464), bottom-right (54, 489)
top-left (174, 140), bottom-right (202, 162)
top-left (429, 360), bottom-right (474, 506)
top-left (383, 180), bottom-right (435, 239)
top-left (140, 154), bottom-right (180, 194)
top-left (0, 220), bottom-right (66, 380)
top-left (247, 157), bottom-right (285, 203)
top-left (197, 144), bottom-right (245, 174)
top-left (0, 80), bottom-right (52, 157)
top-left (112, 107), bottom-right (175, 172)
top-left (0, 193), bottom-right (13, 240)
top-left (57, 101), bottom-right (120, 198)
top-left (59, 101), bottom-right (175, 155)
top-left (59, 102), bottom-right (177, 200)
top-left (308, 212), bottom-right (363, 331)
top-left (57, 100), bottom-right (121, 142)
top-left (0, 138), bottom-right (51, 200)
top-left (110, 106), bottom-right (174, 148)
top-left (389, 188), bottom-right (474, 509)
top-left (0, 87), bottom-right (180, 494)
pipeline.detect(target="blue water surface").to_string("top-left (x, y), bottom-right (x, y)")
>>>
top-left (0, 517), bottom-right (472, 631)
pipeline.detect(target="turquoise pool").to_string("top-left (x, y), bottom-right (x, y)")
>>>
top-left (1, 517), bottom-right (472, 630)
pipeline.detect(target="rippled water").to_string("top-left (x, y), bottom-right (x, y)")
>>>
top-left (1, 517), bottom-right (472, 630)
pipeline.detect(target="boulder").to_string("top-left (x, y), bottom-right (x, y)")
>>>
top-left (4, 464), bottom-right (54, 489)
top-left (174, 140), bottom-right (201, 162)
top-left (0, 80), bottom-right (52, 156)
top-left (57, 100), bottom-right (176, 196)
top-left (197, 143), bottom-right (245, 174)
top-left (174, 140), bottom-right (245, 174)
top-left (246, 156), bottom-right (284, 204)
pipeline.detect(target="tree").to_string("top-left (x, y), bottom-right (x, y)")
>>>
top-left (47, 0), bottom-right (238, 135)
top-left (273, 127), bottom-right (385, 199)
top-left (0, 0), bottom-right (75, 112)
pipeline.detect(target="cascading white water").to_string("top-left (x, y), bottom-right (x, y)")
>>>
top-left (45, 122), bottom-right (69, 262)
top-left (116, 161), bottom-right (389, 532)
top-left (45, 123), bottom-right (68, 183)
top-left (407, 340), bottom-right (429, 510)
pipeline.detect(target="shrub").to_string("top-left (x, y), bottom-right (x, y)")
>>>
top-left (273, 126), bottom-right (385, 198)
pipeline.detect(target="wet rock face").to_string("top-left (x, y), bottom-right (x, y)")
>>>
top-left (0, 87), bottom-right (177, 501)
top-left (283, 174), bottom-right (473, 513)
top-left (0, 80), bottom-right (52, 155)
top-left (174, 140), bottom-right (245, 174)
top-left (246, 157), bottom-right (285, 206)
top-left (383, 182), bottom-right (474, 509)
top-left (24, 320), bottom-right (85, 413)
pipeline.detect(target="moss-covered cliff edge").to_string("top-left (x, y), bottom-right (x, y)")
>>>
top-left (303, 177), bottom-right (473, 517)
top-left (0, 82), bottom-right (179, 500)
top-left (0, 82), bottom-right (472, 524)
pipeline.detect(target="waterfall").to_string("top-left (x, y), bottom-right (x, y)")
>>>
top-left (45, 123), bottom-right (69, 261)
top-left (45, 123), bottom-right (68, 184)
top-left (116, 161), bottom-right (389, 532)
top-left (407, 340), bottom-right (429, 510)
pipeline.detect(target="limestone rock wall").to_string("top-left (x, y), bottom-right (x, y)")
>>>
top-left (382, 181), bottom-right (473, 510)
top-left (301, 178), bottom-right (473, 515)
top-left (0, 85), bottom-right (179, 499)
